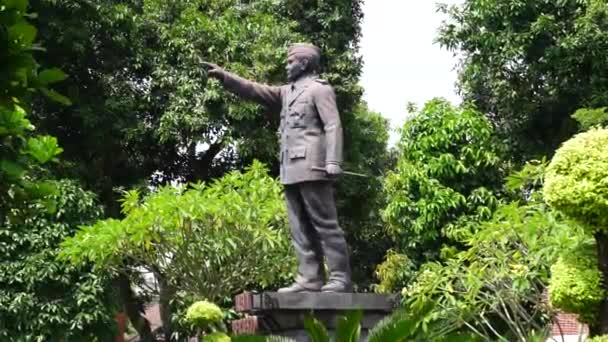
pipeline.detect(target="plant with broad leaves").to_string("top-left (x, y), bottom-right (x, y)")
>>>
top-left (301, 307), bottom-right (483, 342)
top-left (1, 0), bottom-right (68, 213)
top-left (1, 2), bottom-right (114, 338)
top-left (60, 161), bottom-right (295, 338)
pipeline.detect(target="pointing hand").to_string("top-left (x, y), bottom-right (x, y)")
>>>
top-left (202, 62), bottom-right (224, 79)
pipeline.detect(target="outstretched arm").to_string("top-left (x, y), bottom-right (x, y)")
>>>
top-left (203, 62), bottom-right (282, 112)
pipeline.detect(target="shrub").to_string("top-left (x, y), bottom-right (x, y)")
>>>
top-left (544, 128), bottom-right (608, 233)
top-left (549, 240), bottom-right (604, 324)
top-left (373, 251), bottom-right (415, 294)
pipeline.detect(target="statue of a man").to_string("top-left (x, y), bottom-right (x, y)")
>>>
top-left (203, 43), bottom-right (352, 293)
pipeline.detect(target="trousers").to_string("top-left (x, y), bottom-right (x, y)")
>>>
top-left (284, 181), bottom-right (351, 288)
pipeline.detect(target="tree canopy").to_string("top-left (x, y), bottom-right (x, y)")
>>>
top-left (438, 0), bottom-right (608, 158)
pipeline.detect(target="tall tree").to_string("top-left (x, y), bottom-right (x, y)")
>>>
top-left (437, 0), bottom-right (608, 159)
top-left (0, 0), bottom-right (115, 339)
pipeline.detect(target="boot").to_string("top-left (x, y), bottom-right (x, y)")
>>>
top-left (278, 282), bottom-right (321, 293)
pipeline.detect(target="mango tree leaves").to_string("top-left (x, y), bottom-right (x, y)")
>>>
top-left (382, 99), bottom-right (507, 264)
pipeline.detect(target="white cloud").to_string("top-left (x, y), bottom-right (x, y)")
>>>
top-left (359, 0), bottom-right (464, 144)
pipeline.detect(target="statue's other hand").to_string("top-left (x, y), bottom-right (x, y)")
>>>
top-left (326, 163), bottom-right (342, 176)
top-left (202, 62), bottom-right (224, 79)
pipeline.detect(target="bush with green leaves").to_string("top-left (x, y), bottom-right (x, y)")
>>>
top-left (549, 239), bottom-right (604, 324)
top-left (572, 108), bottom-right (608, 131)
top-left (60, 161), bottom-right (295, 336)
top-left (301, 307), bottom-right (486, 342)
top-left (382, 98), bottom-right (506, 264)
top-left (373, 251), bottom-right (415, 294)
top-left (185, 300), bottom-right (229, 341)
top-left (544, 128), bottom-right (608, 232)
top-left (186, 301), bottom-right (224, 328)
top-left (402, 201), bottom-right (580, 341)
top-left (544, 127), bottom-right (608, 335)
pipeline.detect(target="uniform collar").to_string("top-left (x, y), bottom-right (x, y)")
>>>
top-left (290, 74), bottom-right (316, 90)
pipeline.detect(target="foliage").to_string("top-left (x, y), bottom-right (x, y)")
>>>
top-left (543, 128), bottom-right (608, 232)
top-left (302, 307), bottom-right (483, 342)
top-left (186, 301), bottom-right (224, 328)
top-left (382, 98), bottom-right (506, 263)
top-left (549, 239), bottom-right (604, 324)
top-left (0, 0), bottom-right (65, 213)
top-left (373, 251), bottom-right (416, 294)
top-left (573, 108), bottom-right (608, 131)
top-left (29, 0), bottom-right (302, 211)
top-left (504, 158), bottom-right (549, 201)
top-left (29, 0), bottom-right (370, 205)
top-left (60, 161), bottom-right (295, 333)
top-left (1, 1), bottom-right (116, 339)
top-left (437, 0), bottom-right (608, 158)
top-left (402, 201), bottom-right (580, 341)
top-left (0, 180), bottom-right (117, 340)
top-left (588, 336), bottom-right (608, 342)
top-left (204, 332), bottom-right (231, 342)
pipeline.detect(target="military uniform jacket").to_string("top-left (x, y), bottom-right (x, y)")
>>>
top-left (221, 71), bottom-right (343, 185)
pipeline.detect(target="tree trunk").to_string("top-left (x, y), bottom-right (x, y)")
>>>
top-left (117, 273), bottom-right (155, 342)
top-left (592, 232), bottom-right (608, 336)
top-left (156, 271), bottom-right (175, 341)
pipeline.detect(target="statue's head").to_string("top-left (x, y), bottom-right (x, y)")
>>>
top-left (286, 43), bottom-right (321, 82)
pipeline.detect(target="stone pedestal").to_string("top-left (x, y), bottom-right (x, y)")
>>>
top-left (231, 292), bottom-right (399, 341)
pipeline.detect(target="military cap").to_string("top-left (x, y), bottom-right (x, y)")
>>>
top-left (288, 43), bottom-right (321, 67)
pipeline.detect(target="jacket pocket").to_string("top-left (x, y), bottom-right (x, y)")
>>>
top-left (289, 146), bottom-right (306, 159)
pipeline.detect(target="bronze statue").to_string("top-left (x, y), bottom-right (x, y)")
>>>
top-left (203, 43), bottom-right (352, 293)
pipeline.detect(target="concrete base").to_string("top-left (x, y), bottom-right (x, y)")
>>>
top-left (232, 292), bottom-right (399, 341)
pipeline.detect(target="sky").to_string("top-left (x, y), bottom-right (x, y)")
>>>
top-left (359, 0), bottom-right (464, 143)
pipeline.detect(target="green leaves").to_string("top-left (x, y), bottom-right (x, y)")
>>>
top-left (304, 316), bottom-right (330, 342)
top-left (438, 0), bottom-right (608, 157)
top-left (544, 128), bottom-right (608, 231)
top-left (25, 136), bottom-right (63, 163)
top-left (4, 0), bottom-right (28, 13)
top-left (40, 87), bottom-right (72, 105)
top-left (7, 20), bottom-right (37, 49)
top-left (0, 159), bottom-right (25, 178)
top-left (0, 0), bottom-right (70, 212)
top-left (60, 161), bottom-right (295, 303)
top-left (0, 180), bottom-right (115, 340)
top-left (38, 68), bottom-right (68, 84)
top-left (548, 239), bottom-right (604, 324)
top-left (401, 201), bottom-right (576, 341)
top-left (335, 310), bottom-right (362, 342)
top-left (0, 104), bottom-right (32, 136)
top-left (382, 99), bottom-right (506, 263)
